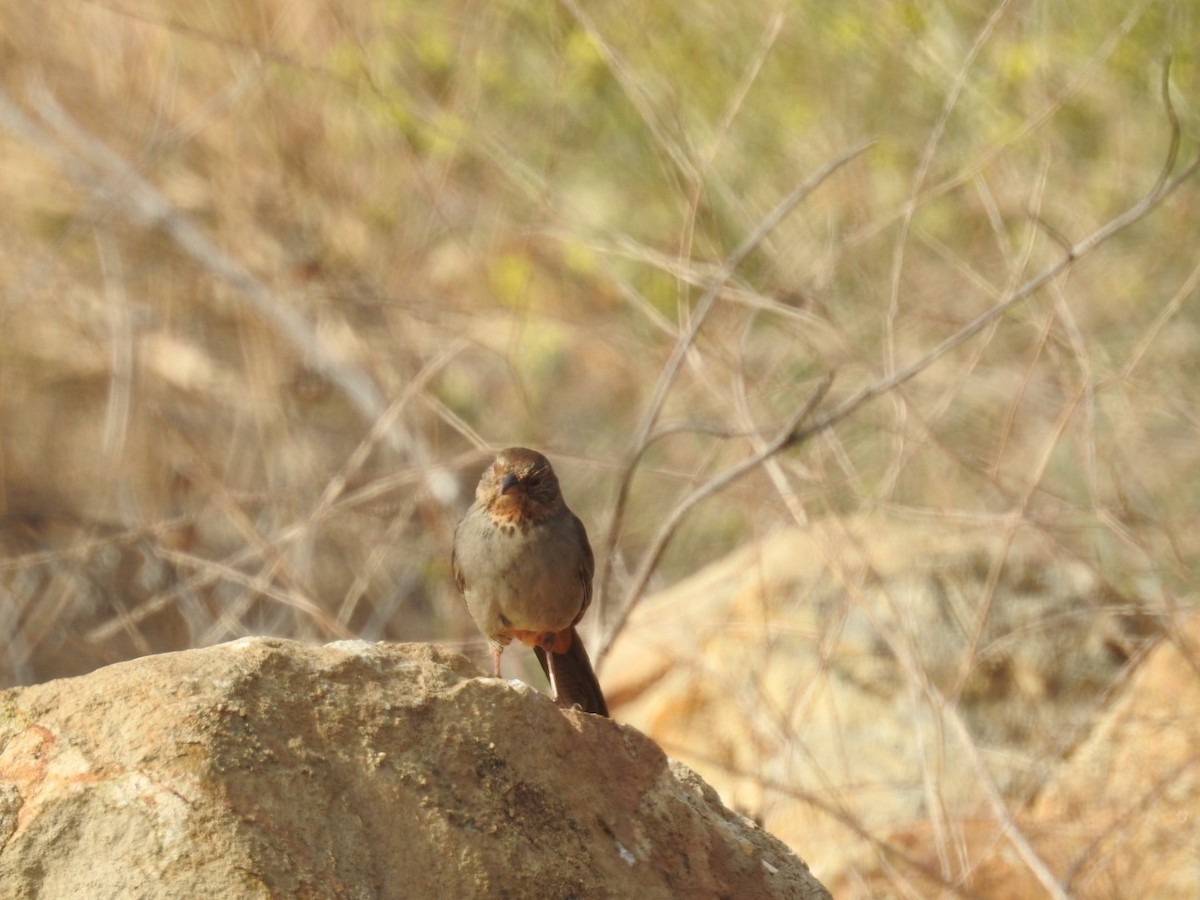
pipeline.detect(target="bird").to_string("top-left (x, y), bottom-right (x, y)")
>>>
top-left (451, 447), bottom-right (609, 717)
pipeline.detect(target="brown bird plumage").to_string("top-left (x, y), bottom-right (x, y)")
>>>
top-left (451, 448), bottom-right (608, 717)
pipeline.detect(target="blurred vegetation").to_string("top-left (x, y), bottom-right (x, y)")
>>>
top-left (0, 0), bottom-right (1197, 689)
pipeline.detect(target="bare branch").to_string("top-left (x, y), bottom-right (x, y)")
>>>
top-left (599, 372), bottom-right (834, 660)
top-left (791, 144), bottom-right (1199, 453)
top-left (598, 141), bottom-right (874, 605)
top-left (598, 54), bottom-right (1200, 681)
top-left (940, 698), bottom-right (1070, 900)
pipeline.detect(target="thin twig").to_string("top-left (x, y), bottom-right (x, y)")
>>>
top-left (939, 697), bottom-right (1070, 900)
top-left (598, 141), bottom-right (874, 604)
top-left (598, 373), bottom-right (834, 660)
top-left (597, 51), bottom-right (1199, 670)
top-left (790, 147), bottom-right (1199, 453)
top-left (842, 0), bottom-right (1153, 254)
top-left (885, 0), bottom-right (1015, 374)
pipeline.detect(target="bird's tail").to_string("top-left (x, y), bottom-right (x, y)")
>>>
top-left (534, 626), bottom-right (609, 717)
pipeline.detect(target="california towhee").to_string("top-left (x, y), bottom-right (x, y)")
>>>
top-left (451, 447), bottom-right (609, 717)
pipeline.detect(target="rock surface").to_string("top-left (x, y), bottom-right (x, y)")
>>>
top-left (601, 514), bottom-right (1165, 880)
top-left (0, 638), bottom-right (829, 899)
top-left (1025, 611), bottom-right (1200, 896)
top-left (825, 613), bottom-right (1200, 897)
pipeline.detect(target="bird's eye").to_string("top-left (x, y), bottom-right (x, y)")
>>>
top-left (527, 474), bottom-right (543, 486)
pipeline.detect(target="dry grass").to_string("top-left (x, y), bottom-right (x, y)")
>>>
top-left (2, 0), bottom-right (1199, 892)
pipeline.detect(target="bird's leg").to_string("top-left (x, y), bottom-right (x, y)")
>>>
top-left (491, 645), bottom-right (504, 678)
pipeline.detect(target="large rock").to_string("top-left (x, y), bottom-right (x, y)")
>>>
top-left (1024, 612), bottom-right (1200, 896)
top-left (0, 638), bottom-right (829, 899)
top-left (601, 514), bottom-right (1162, 876)
top-left (824, 614), bottom-right (1200, 897)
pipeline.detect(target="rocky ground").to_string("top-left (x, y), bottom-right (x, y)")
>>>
top-left (0, 638), bottom-right (829, 899)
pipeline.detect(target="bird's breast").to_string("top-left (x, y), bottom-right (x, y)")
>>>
top-left (459, 510), bottom-right (585, 634)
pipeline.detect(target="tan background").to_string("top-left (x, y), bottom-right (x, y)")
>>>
top-left (1, 1), bottom-right (1198, 894)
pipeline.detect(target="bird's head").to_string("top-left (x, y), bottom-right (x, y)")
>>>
top-left (477, 447), bottom-right (565, 526)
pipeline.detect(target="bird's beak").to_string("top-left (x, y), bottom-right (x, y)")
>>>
top-left (499, 472), bottom-right (519, 495)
